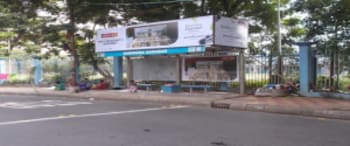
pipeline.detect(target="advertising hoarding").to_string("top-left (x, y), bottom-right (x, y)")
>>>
top-left (132, 57), bottom-right (177, 81)
top-left (95, 27), bottom-right (126, 52)
top-left (214, 16), bottom-right (249, 48)
top-left (182, 56), bottom-right (237, 82)
top-left (95, 15), bottom-right (249, 54)
top-left (95, 16), bottom-right (213, 53)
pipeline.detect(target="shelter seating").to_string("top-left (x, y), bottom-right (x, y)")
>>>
top-left (137, 83), bottom-right (156, 91)
top-left (181, 84), bottom-right (212, 93)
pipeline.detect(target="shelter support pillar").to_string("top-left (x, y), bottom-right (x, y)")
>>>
top-left (126, 57), bottom-right (133, 86)
top-left (33, 57), bottom-right (42, 85)
top-left (296, 42), bottom-right (316, 95)
top-left (113, 57), bottom-right (123, 89)
top-left (175, 55), bottom-right (181, 84)
top-left (239, 50), bottom-right (245, 95)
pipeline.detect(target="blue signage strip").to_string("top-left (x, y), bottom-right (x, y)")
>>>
top-left (104, 46), bottom-right (205, 57)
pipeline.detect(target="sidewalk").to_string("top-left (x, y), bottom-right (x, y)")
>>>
top-left (0, 86), bottom-right (233, 106)
top-left (212, 96), bottom-right (350, 120)
top-left (1, 86), bottom-right (350, 120)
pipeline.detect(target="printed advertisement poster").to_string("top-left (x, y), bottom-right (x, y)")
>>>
top-left (126, 22), bottom-right (178, 49)
top-left (132, 57), bottom-right (177, 81)
top-left (95, 27), bottom-right (126, 52)
top-left (177, 16), bottom-right (213, 47)
top-left (182, 56), bottom-right (237, 82)
top-left (95, 16), bottom-right (213, 52)
top-left (214, 16), bottom-right (248, 48)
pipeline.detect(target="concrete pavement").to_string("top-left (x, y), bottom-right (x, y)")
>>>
top-left (1, 86), bottom-right (350, 120)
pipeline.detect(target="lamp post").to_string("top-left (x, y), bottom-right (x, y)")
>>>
top-left (277, 0), bottom-right (283, 83)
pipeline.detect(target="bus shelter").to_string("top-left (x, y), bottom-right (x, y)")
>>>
top-left (95, 15), bottom-right (248, 94)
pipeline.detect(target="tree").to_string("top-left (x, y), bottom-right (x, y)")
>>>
top-left (0, 0), bottom-right (126, 84)
top-left (293, 0), bottom-right (350, 89)
top-left (30, 0), bottom-right (122, 84)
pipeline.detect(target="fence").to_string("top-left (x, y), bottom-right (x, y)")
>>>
top-left (0, 57), bottom-right (114, 85)
top-left (244, 55), bottom-right (300, 92)
top-left (314, 53), bottom-right (350, 94)
top-left (1, 55), bottom-right (301, 92)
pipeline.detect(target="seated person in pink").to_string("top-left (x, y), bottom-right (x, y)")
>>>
top-left (129, 80), bottom-right (137, 93)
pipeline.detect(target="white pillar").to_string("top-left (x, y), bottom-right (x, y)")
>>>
top-left (175, 55), bottom-right (181, 84)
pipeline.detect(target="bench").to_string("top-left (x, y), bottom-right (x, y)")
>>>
top-left (181, 84), bottom-right (212, 93)
top-left (137, 83), bottom-right (156, 91)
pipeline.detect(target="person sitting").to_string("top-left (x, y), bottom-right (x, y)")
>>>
top-left (282, 81), bottom-right (298, 94)
top-left (79, 78), bottom-right (91, 91)
top-left (129, 80), bottom-right (138, 93)
top-left (67, 74), bottom-right (80, 93)
top-left (54, 80), bottom-right (66, 91)
top-left (92, 79), bottom-right (110, 90)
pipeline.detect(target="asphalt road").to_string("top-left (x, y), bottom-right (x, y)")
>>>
top-left (0, 95), bottom-right (349, 146)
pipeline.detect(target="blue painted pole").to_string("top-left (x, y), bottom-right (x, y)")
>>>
top-left (296, 42), bottom-right (313, 94)
top-left (33, 58), bottom-right (42, 85)
top-left (113, 57), bottom-right (123, 89)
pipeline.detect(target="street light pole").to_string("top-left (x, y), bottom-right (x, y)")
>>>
top-left (277, 0), bottom-right (283, 83)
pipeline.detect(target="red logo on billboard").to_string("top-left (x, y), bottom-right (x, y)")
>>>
top-left (238, 20), bottom-right (247, 27)
top-left (101, 32), bottom-right (118, 38)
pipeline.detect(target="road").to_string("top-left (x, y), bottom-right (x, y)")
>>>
top-left (0, 95), bottom-right (349, 146)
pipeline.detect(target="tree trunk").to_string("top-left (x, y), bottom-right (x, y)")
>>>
top-left (200, 0), bottom-right (206, 15)
top-left (92, 61), bottom-right (112, 82)
top-left (329, 51), bottom-right (335, 90)
top-left (335, 47), bottom-right (339, 90)
top-left (67, 4), bottom-right (80, 86)
top-left (335, 25), bottom-right (339, 90)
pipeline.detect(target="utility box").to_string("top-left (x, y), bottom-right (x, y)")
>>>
top-left (161, 84), bottom-right (181, 93)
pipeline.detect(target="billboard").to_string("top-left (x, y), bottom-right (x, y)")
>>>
top-left (95, 16), bottom-right (213, 52)
top-left (214, 16), bottom-right (249, 48)
top-left (182, 56), bottom-right (237, 82)
top-left (95, 27), bottom-right (126, 52)
top-left (95, 15), bottom-right (249, 53)
top-left (132, 57), bottom-right (177, 81)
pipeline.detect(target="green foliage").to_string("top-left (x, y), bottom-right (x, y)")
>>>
top-left (338, 78), bottom-right (350, 92)
top-left (43, 73), bottom-right (63, 84)
top-left (245, 79), bottom-right (269, 89)
top-left (317, 76), bottom-right (350, 92)
top-left (230, 82), bottom-right (240, 88)
top-left (6, 74), bottom-right (31, 84)
top-left (0, 31), bottom-right (16, 40)
top-left (293, 0), bottom-right (350, 53)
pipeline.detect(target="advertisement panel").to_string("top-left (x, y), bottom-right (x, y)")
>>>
top-left (182, 56), bottom-right (237, 82)
top-left (95, 16), bottom-right (213, 52)
top-left (95, 15), bottom-right (249, 53)
top-left (214, 16), bottom-right (248, 48)
top-left (132, 57), bottom-right (177, 81)
top-left (95, 27), bottom-right (126, 52)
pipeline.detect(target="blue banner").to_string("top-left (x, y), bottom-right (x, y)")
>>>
top-left (104, 46), bottom-right (205, 57)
